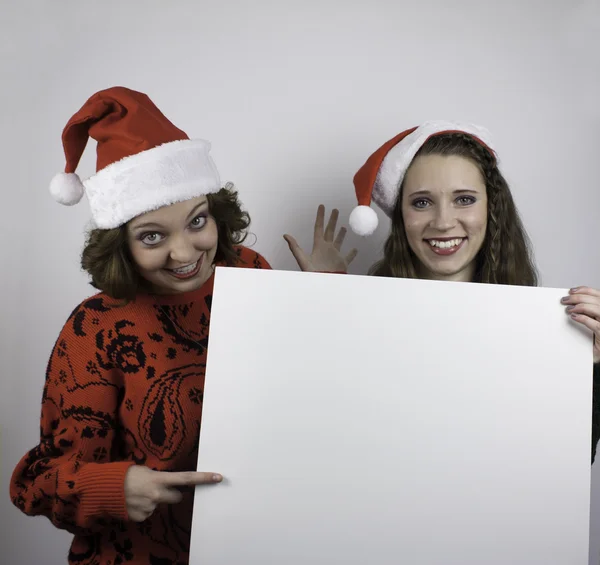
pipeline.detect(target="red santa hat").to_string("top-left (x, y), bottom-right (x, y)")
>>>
top-left (349, 120), bottom-right (497, 236)
top-left (49, 86), bottom-right (221, 229)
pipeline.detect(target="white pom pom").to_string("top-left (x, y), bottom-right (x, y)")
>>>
top-left (49, 172), bottom-right (84, 206)
top-left (349, 205), bottom-right (378, 236)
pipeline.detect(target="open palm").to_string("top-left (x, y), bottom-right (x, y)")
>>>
top-left (284, 205), bottom-right (358, 273)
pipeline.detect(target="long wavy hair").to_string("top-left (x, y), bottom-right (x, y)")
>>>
top-left (369, 133), bottom-right (538, 286)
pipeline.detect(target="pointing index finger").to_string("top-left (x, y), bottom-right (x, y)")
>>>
top-left (160, 471), bottom-right (223, 486)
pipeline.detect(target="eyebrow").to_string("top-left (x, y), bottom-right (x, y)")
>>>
top-left (130, 201), bottom-right (208, 231)
top-left (185, 201), bottom-right (208, 221)
top-left (407, 188), bottom-right (480, 197)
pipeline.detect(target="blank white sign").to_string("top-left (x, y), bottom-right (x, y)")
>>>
top-left (190, 268), bottom-right (593, 565)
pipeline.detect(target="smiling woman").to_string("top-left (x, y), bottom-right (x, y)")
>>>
top-left (285, 120), bottom-right (600, 465)
top-left (10, 86), bottom-right (271, 565)
top-left (369, 130), bottom-right (538, 286)
top-left (399, 152), bottom-right (488, 281)
top-left (81, 186), bottom-right (250, 301)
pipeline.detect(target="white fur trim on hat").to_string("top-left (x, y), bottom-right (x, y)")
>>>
top-left (76, 139), bottom-right (220, 229)
top-left (349, 205), bottom-right (379, 236)
top-left (49, 172), bottom-right (85, 205)
top-left (372, 120), bottom-right (496, 218)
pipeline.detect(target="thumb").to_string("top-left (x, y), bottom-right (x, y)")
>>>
top-left (283, 234), bottom-right (314, 272)
top-left (159, 471), bottom-right (223, 487)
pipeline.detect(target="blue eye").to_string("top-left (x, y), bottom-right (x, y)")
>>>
top-left (456, 195), bottom-right (476, 206)
top-left (140, 232), bottom-right (164, 246)
top-left (412, 199), bottom-right (430, 209)
top-left (190, 215), bottom-right (207, 229)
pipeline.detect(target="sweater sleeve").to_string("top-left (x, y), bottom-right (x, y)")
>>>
top-left (592, 363), bottom-right (600, 465)
top-left (9, 299), bottom-right (136, 534)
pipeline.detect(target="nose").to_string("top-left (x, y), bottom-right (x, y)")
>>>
top-left (168, 234), bottom-right (196, 264)
top-left (430, 203), bottom-right (457, 231)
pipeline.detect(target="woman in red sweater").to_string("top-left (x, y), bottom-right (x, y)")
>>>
top-left (284, 121), bottom-right (600, 462)
top-left (9, 86), bottom-right (270, 565)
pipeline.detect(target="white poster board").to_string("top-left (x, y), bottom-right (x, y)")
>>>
top-left (190, 268), bottom-right (593, 565)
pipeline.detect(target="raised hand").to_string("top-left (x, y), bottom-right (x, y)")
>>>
top-left (284, 205), bottom-right (358, 273)
top-left (562, 286), bottom-right (600, 363)
top-left (124, 465), bottom-right (223, 522)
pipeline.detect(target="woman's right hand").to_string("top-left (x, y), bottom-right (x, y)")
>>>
top-left (284, 205), bottom-right (358, 273)
top-left (124, 465), bottom-right (223, 522)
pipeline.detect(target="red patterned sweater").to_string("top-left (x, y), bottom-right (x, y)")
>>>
top-left (10, 246), bottom-right (270, 565)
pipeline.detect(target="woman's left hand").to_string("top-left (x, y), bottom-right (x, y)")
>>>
top-left (562, 286), bottom-right (600, 363)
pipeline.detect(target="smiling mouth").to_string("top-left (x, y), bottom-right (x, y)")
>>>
top-left (166, 257), bottom-right (203, 279)
top-left (425, 238), bottom-right (466, 255)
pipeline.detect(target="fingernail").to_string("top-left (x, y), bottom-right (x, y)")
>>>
top-left (561, 297), bottom-right (569, 303)
top-left (212, 474), bottom-right (222, 482)
top-left (566, 306), bottom-right (574, 312)
top-left (570, 287), bottom-right (581, 293)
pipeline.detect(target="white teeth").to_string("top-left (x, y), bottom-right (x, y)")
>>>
top-left (428, 238), bottom-right (463, 249)
top-left (172, 261), bottom-right (198, 274)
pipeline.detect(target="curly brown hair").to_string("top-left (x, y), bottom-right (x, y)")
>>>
top-left (369, 133), bottom-right (538, 286)
top-left (81, 184), bottom-right (251, 301)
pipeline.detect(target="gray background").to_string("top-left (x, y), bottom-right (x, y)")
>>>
top-left (1, 0), bottom-right (599, 563)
